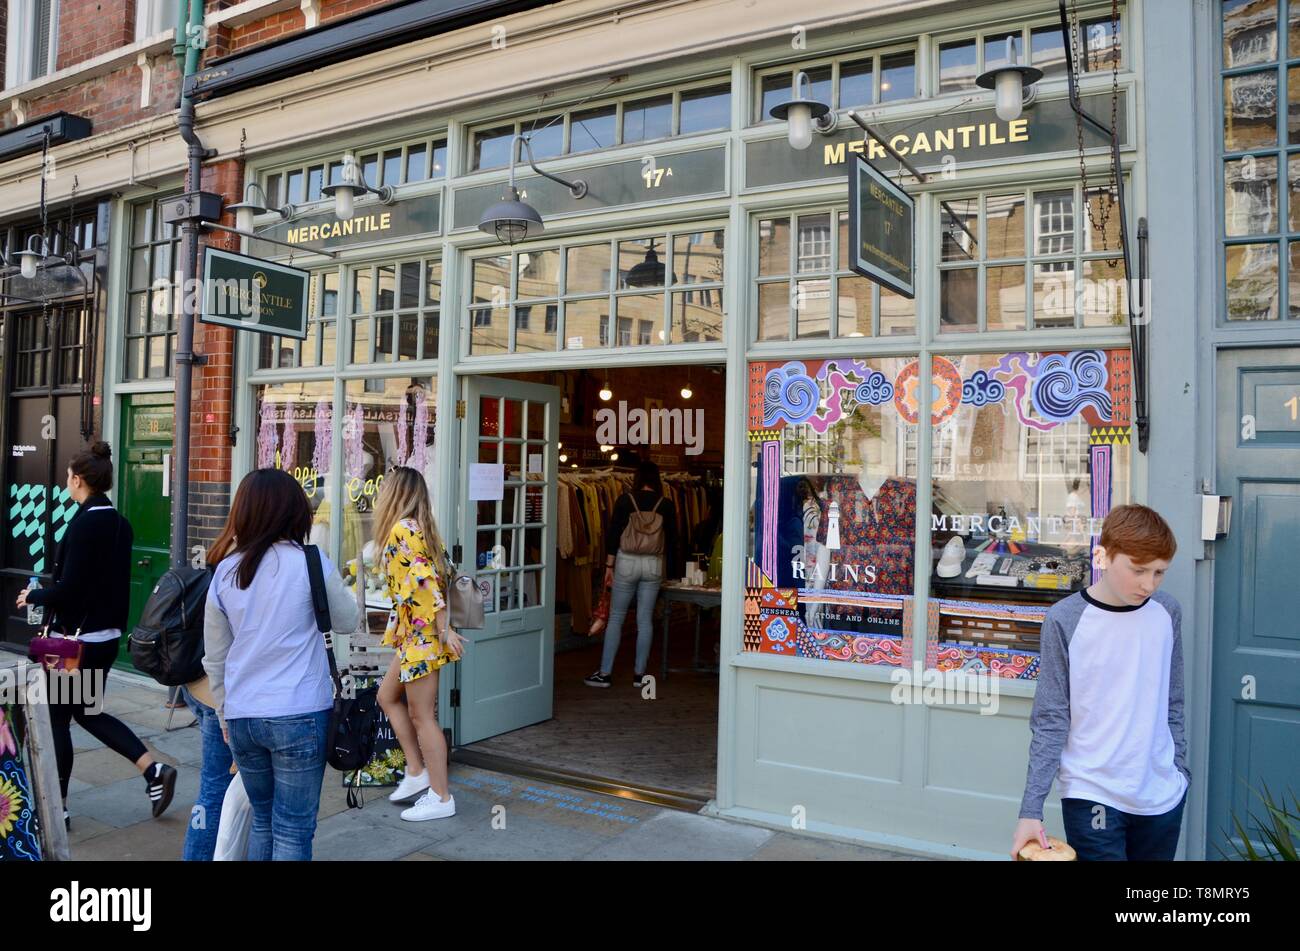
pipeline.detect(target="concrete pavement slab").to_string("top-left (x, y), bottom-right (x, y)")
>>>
top-left (69, 765), bottom-right (197, 831)
top-left (582, 809), bottom-right (774, 861)
top-left (749, 831), bottom-right (932, 861)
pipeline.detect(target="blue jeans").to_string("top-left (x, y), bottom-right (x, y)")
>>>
top-left (181, 689), bottom-right (235, 861)
top-left (1061, 789), bottom-right (1187, 861)
top-left (600, 552), bottom-right (663, 676)
top-left (226, 710), bottom-right (330, 862)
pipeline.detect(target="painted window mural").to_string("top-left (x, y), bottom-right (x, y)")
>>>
top-left (746, 348), bottom-right (1131, 679)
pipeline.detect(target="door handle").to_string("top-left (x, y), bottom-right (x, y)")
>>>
top-left (137, 557), bottom-right (152, 568)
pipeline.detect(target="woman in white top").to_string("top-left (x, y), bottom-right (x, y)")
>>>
top-left (202, 468), bottom-right (358, 861)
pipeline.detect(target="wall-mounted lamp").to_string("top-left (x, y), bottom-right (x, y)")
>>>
top-left (975, 36), bottom-right (1042, 122)
top-left (322, 153), bottom-right (394, 222)
top-left (226, 181), bottom-right (295, 233)
top-left (769, 70), bottom-right (837, 150)
top-left (478, 134), bottom-right (588, 246)
top-left (18, 235), bottom-right (46, 280)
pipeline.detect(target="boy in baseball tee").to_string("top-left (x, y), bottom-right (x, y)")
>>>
top-left (1012, 505), bottom-right (1190, 861)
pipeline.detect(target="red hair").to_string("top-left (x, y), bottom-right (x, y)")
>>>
top-left (1099, 504), bottom-right (1176, 565)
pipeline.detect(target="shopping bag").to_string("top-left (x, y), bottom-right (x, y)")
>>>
top-left (588, 579), bottom-right (612, 637)
top-left (213, 771), bottom-right (252, 862)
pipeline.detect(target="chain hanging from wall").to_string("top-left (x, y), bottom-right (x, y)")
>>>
top-left (1068, 0), bottom-right (1121, 241)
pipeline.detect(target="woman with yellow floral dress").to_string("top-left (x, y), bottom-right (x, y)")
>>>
top-left (372, 467), bottom-right (465, 821)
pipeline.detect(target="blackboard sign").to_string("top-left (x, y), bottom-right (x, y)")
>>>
top-left (200, 248), bottom-right (310, 339)
top-left (846, 153), bottom-right (914, 299)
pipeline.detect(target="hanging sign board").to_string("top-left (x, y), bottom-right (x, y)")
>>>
top-left (200, 247), bottom-right (310, 338)
top-left (846, 153), bottom-right (914, 299)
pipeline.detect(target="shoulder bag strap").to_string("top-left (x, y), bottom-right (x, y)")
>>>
top-left (628, 492), bottom-right (640, 513)
top-left (304, 544), bottom-right (342, 692)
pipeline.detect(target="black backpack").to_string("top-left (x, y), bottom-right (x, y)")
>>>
top-left (128, 567), bottom-right (212, 686)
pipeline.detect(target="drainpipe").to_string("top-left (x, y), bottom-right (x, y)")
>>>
top-left (170, 0), bottom-right (211, 569)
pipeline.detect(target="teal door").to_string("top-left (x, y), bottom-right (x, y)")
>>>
top-left (117, 395), bottom-right (174, 664)
top-left (454, 377), bottom-right (559, 745)
top-left (1210, 347), bottom-right (1300, 857)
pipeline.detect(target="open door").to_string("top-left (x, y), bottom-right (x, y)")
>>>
top-left (454, 376), bottom-right (559, 745)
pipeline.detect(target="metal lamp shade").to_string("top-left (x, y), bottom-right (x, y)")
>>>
top-left (479, 195), bottom-right (544, 245)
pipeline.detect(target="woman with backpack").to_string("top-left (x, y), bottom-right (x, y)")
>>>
top-left (202, 469), bottom-right (359, 861)
top-left (372, 466), bottom-right (465, 821)
top-left (16, 441), bottom-right (177, 825)
top-left (585, 461), bottom-right (676, 689)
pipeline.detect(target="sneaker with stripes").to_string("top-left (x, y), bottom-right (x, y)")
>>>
top-left (144, 762), bottom-right (177, 818)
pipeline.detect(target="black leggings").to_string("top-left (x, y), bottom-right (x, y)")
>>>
top-left (46, 638), bottom-right (148, 800)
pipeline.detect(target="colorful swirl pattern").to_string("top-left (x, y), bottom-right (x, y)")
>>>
top-left (1031, 350), bottom-right (1112, 422)
top-left (763, 362), bottom-right (820, 426)
top-left (961, 369), bottom-right (1006, 406)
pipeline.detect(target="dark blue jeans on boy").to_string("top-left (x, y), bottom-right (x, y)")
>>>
top-left (1062, 789), bottom-right (1187, 860)
top-left (181, 688), bottom-right (235, 861)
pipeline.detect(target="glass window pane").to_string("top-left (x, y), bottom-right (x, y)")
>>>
top-left (397, 314), bottom-right (419, 360)
top-left (795, 278), bottom-right (831, 338)
top-left (563, 298), bottom-right (608, 350)
top-left (1082, 16), bottom-right (1121, 70)
top-left (838, 210), bottom-right (850, 270)
top-left (618, 237), bottom-right (667, 289)
top-left (1224, 154), bottom-right (1279, 236)
top-left (839, 59), bottom-right (873, 108)
top-left (307, 165), bottom-right (324, 202)
top-left (983, 31), bottom-right (1022, 72)
top-left (301, 320), bottom-right (320, 368)
top-left (515, 304), bottom-right (556, 352)
top-left (382, 150), bottom-right (401, 187)
top-left (1224, 0), bottom-right (1278, 67)
top-left (321, 320), bottom-right (337, 366)
top-left (1225, 242), bottom-right (1280, 320)
top-left (399, 262), bottom-right (421, 309)
top-left (376, 264), bottom-right (395, 312)
top-left (879, 287), bottom-right (915, 336)
top-left (423, 309), bottom-right (439, 360)
top-left (1292, 0), bottom-right (1300, 57)
top-left (425, 259), bottom-right (442, 306)
top-left (566, 243), bottom-right (610, 294)
top-left (474, 125), bottom-right (516, 170)
top-left (361, 153), bottom-right (379, 186)
top-left (352, 268), bottom-right (373, 314)
top-left (614, 294), bottom-right (664, 346)
top-left (670, 289), bottom-right (723, 343)
top-left (939, 267), bottom-right (978, 332)
top-left (1034, 189), bottom-right (1075, 257)
top-left (1290, 241), bottom-right (1300, 318)
top-left (987, 264), bottom-right (1027, 331)
top-left (760, 72), bottom-right (793, 122)
top-left (1224, 72), bottom-right (1278, 152)
top-left (1031, 24), bottom-right (1067, 79)
top-left (1289, 66), bottom-right (1300, 144)
top-left (253, 383), bottom-right (334, 540)
top-left (351, 316), bottom-right (372, 362)
top-left (985, 193), bottom-right (1026, 259)
top-left (1082, 187), bottom-right (1124, 253)
top-left (405, 145), bottom-right (427, 183)
top-left (472, 255), bottom-right (511, 306)
top-left (939, 39), bottom-right (977, 94)
top-left (941, 198), bottom-right (980, 262)
top-left (1079, 257), bottom-right (1127, 328)
top-left (673, 230), bottom-right (724, 284)
top-left (679, 84), bottom-right (731, 135)
top-left (836, 276), bottom-right (873, 337)
top-left (517, 249), bottom-right (560, 299)
top-left (286, 170), bottom-right (305, 205)
top-left (470, 306), bottom-right (508, 353)
top-left (148, 335), bottom-right (168, 378)
top-left (131, 204), bottom-right (153, 245)
top-left (128, 292), bottom-right (149, 334)
top-left (929, 351), bottom-right (1130, 675)
top-left (263, 175), bottom-right (282, 208)
top-left (623, 95), bottom-right (672, 143)
top-left (758, 281), bottom-right (790, 340)
top-left (758, 217), bottom-right (791, 276)
top-left (526, 117), bottom-right (564, 161)
top-left (130, 249), bottom-right (151, 290)
top-left (796, 213), bottom-right (832, 273)
top-left (1033, 263), bottom-right (1078, 328)
top-left (126, 337), bottom-right (145, 378)
top-left (376, 314), bottom-right (394, 361)
top-left (570, 105), bottom-right (617, 152)
top-left (322, 271), bottom-right (339, 317)
top-left (880, 52), bottom-right (915, 102)
top-left (430, 141), bottom-right (447, 177)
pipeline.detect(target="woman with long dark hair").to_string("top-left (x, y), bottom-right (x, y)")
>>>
top-left (372, 466), bottom-right (465, 821)
top-left (585, 460), bottom-right (676, 688)
top-left (17, 441), bottom-right (176, 826)
top-left (202, 468), bottom-right (359, 861)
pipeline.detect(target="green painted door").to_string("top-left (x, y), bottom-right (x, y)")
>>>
top-left (118, 394), bottom-right (174, 665)
top-left (1210, 348), bottom-right (1300, 857)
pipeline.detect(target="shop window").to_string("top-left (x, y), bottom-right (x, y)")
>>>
top-left (261, 136), bottom-right (447, 209)
top-left (936, 183), bottom-right (1127, 334)
top-left (344, 258), bottom-right (442, 365)
top-left (257, 269), bottom-right (343, 370)
top-left (745, 356), bottom-right (918, 666)
top-left (468, 78), bottom-right (732, 170)
top-left (754, 208), bottom-right (915, 341)
top-left (928, 349), bottom-right (1132, 678)
top-left (124, 196), bottom-right (182, 381)
top-left (939, 39), bottom-right (977, 94)
top-left (754, 48), bottom-right (915, 124)
top-left (1219, 0), bottom-right (1300, 322)
top-left (466, 226), bottom-right (725, 355)
top-left (936, 11), bottom-right (1125, 93)
top-left (879, 52), bottom-right (916, 102)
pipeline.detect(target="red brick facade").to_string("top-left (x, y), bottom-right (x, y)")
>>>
top-left (56, 0), bottom-right (135, 70)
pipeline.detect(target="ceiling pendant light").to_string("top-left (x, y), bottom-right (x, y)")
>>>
top-left (681, 366), bottom-right (693, 400)
top-left (599, 379), bottom-right (613, 402)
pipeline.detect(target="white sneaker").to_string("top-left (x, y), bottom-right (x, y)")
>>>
top-left (388, 769), bottom-right (429, 803)
top-left (401, 790), bottom-right (456, 821)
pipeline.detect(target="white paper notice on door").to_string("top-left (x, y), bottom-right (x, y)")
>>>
top-left (528, 453), bottom-right (543, 474)
top-left (468, 463), bottom-right (505, 501)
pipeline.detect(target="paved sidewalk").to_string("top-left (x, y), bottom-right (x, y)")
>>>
top-left (64, 671), bottom-right (935, 861)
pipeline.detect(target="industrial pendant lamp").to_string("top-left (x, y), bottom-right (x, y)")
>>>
top-left (769, 70), bottom-right (836, 150)
top-left (479, 134), bottom-right (589, 246)
top-left (975, 36), bottom-right (1043, 122)
top-left (322, 153), bottom-right (395, 222)
top-left (226, 181), bottom-right (295, 233)
top-left (18, 235), bottom-right (46, 280)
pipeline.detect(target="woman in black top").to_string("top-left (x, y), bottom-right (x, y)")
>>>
top-left (585, 461), bottom-right (676, 688)
top-left (17, 442), bottom-right (177, 822)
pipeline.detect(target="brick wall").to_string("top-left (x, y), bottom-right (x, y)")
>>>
top-left (229, 0), bottom-right (404, 53)
top-left (56, 0), bottom-right (135, 71)
top-left (2, 54), bottom-right (181, 133)
top-left (186, 156), bottom-right (242, 552)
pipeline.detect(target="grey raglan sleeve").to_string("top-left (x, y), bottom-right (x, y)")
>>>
top-left (1018, 605), bottom-right (1079, 820)
top-left (1163, 594), bottom-right (1190, 783)
top-left (202, 579), bottom-right (233, 728)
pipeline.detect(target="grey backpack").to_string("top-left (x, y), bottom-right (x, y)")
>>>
top-left (620, 495), bottom-right (666, 556)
